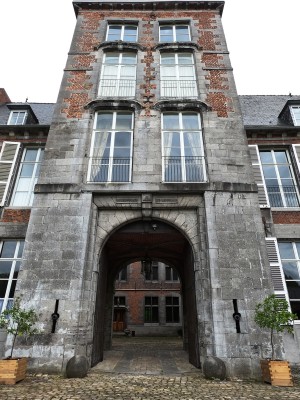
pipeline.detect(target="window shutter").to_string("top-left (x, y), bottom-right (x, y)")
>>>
top-left (248, 145), bottom-right (269, 207)
top-left (265, 238), bottom-right (289, 302)
top-left (0, 142), bottom-right (21, 206)
top-left (292, 144), bottom-right (300, 177)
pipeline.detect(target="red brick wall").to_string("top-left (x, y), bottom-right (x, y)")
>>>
top-left (1, 209), bottom-right (31, 223)
top-left (62, 8), bottom-right (232, 118)
top-left (115, 261), bottom-right (181, 326)
top-left (272, 211), bottom-right (300, 224)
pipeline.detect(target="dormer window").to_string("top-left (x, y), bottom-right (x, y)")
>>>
top-left (159, 25), bottom-right (190, 42)
top-left (7, 111), bottom-right (27, 125)
top-left (106, 25), bottom-right (138, 42)
top-left (291, 106), bottom-right (300, 126)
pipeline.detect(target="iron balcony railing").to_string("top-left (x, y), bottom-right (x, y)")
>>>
top-left (89, 157), bottom-right (132, 182)
top-left (98, 79), bottom-right (136, 97)
top-left (266, 185), bottom-right (299, 207)
top-left (161, 80), bottom-right (198, 98)
top-left (163, 156), bottom-right (205, 182)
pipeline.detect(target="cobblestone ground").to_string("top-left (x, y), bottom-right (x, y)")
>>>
top-left (0, 337), bottom-right (300, 400)
top-left (0, 371), bottom-right (300, 400)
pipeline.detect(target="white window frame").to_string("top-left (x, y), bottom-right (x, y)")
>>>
top-left (7, 111), bottom-right (27, 125)
top-left (290, 106), bottom-right (300, 126)
top-left (10, 147), bottom-right (44, 207)
top-left (259, 149), bottom-right (300, 208)
top-left (161, 112), bottom-right (206, 183)
top-left (106, 24), bottom-right (138, 42)
top-left (277, 240), bottom-right (300, 322)
top-left (0, 240), bottom-right (24, 312)
top-left (159, 24), bottom-right (191, 42)
top-left (98, 52), bottom-right (137, 98)
top-left (87, 111), bottom-right (134, 183)
top-left (160, 52), bottom-right (197, 98)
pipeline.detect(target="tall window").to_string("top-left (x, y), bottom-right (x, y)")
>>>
top-left (106, 25), bottom-right (138, 42)
top-left (162, 112), bottom-right (206, 182)
top-left (259, 150), bottom-right (299, 207)
top-left (144, 262), bottom-right (158, 281)
top-left (291, 106), bottom-right (300, 126)
top-left (11, 148), bottom-right (44, 206)
top-left (7, 111), bottom-right (27, 125)
top-left (165, 266), bottom-right (179, 281)
top-left (278, 242), bottom-right (300, 318)
top-left (117, 266), bottom-right (127, 281)
top-left (99, 52), bottom-right (137, 97)
top-left (88, 111), bottom-right (133, 183)
top-left (0, 240), bottom-right (24, 312)
top-left (159, 25), bottom-right (190, 42)
top-left (144, 297), bottom-right (159, 323)
top-left (165, 297), bottom-right (180, 323)
top-left (160, 53), bottom-right (197, 98)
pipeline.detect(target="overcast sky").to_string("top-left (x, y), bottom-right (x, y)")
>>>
top-left (1, 0), bottom-right (299, 103)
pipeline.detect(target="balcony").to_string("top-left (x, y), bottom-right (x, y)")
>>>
top-left (161, 80), bottom-right (197, 98)
top-left (163, 156), bottom-right (205, 182)
top-left (98, 79), bottom-right (135, 97)
top-left (89, 157), bottom-right (132, 183)
top-left (266, 185), bottom-right (299, 207)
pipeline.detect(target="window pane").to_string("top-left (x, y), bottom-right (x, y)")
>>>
top-left (152, 297), bottom-right (158, 305)
top-left (182, 113), bottom-right (199, 129)
top-left (262, 166), bottom-right (277, 179)
top-left (20, 164), bottom-right (34, 178)
top-left (145, 297), bottom-right (151, 305)
top-left (104, 53), bottom-right (120, 64)
top-left (274, 151), bottom-right (288, 164)
top-left (160, 26), bottom-right (173, 41)
top-left (290, 301), bottom-right (300, 319)
top-left (0, 280), bottom-right (7, 297)
top-left (122, 53), bottom-right (137, 64)
top-left (8, 280), bottom-right (16, 298)
top-left (163, 114), bottom-right (180, 130)
top-left (114, 132), bottom-right (131, 147)
top-left (24, 149), bottom-right (38, 162)
top-left (1, 241), bottom-right (17, 258)
top-left (107, 26), bottom-right (121, 40)
top-left (161, 54), bottom-right (176, 64)
top-left (278, 242), bottom-right (295, 259)
top-left (123, 26), bottom-right (137, 42)
top-left (13, 261), bottom-right (21, 279)
top-left (286, 281), bottom-right (300, 299)
top-left (282, 262), bottom-right (300, 280)
top-left (0, 261), bottom-right (13, 279)
top-left (278, 166), bottom-right (292, 179)
top-left (175, 26), bottom-right (190, 41)
top-left (178, 54), bottom-right (193, 64)
top-left (115, 113), bottom-right (132, 130)
top-left (259, 151), bottom-right (273, 163)
top-left (96, 113), bottom-right (113, 130)
top-left (151, 307), bottom-right (159, 322)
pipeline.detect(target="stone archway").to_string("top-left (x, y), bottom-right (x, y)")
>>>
top-left (91, 219), bottom-right (200, 369)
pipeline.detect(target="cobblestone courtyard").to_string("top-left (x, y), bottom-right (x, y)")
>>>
top-left (0, 337), bottom-right (300, 399)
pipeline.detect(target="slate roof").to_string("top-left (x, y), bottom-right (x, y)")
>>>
top-left (239, 95), bottom-right (300, 128)
top-left (0, 102), bottom-right (55, 126)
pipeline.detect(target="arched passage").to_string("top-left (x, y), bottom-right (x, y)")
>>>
top-left (91, 219), bottom-right (200, 369)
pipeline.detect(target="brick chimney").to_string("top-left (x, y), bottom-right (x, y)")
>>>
top-left (0, 88), bottom-right (11, 103)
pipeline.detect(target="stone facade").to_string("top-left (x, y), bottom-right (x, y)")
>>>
top-left (0, 0), bottom-right (299, 380)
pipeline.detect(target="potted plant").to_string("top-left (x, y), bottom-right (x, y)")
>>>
top-left (0, 297), bottom-right (38, 384)
top-left (254, 294), bottom-right (297, 386)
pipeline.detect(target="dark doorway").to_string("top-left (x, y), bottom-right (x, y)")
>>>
top-left (91, 219), bottom-right (200, 368)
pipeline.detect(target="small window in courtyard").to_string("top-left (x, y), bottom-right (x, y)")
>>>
top-left (291, 106), bottom-right (300, 126)
top-left (7, 111), bottom-right (27, 125)
top-left (166, 296), bottom-right (180, 323)
top-left (144, 296), bottom-right (159, 323)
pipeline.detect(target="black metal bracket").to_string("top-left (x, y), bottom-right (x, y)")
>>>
top-left (51, 299), bottom-right (60, 333)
